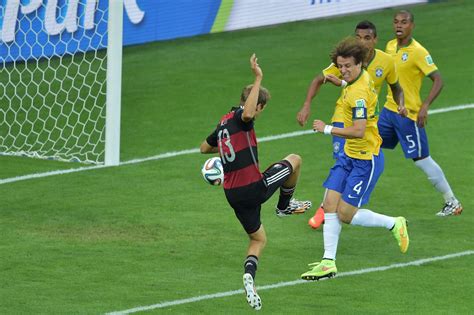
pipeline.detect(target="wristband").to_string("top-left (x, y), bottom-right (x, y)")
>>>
top-left (340, 80), bottom-right (347, 88)
top-left (324, 125), bottom-right (333, 135)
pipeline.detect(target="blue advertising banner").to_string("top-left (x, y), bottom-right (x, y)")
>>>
top-left (1, 0), bottom-right (109, 62)
top-left (0, 0), bottom-right (427, 63)
top-left (0, 0), bottom-right (222, 63)
top-left (123, 0), bottom-right (222, 45)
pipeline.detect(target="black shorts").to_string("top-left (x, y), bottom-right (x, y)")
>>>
top-left (226, 160), bottom-right (293, 234)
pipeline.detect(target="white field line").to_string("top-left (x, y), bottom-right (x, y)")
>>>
top-left (105, 250), bottom-right (474, 314)
top-left (1, 103), bottom-right (473, 186)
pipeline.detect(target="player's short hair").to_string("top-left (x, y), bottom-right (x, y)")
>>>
top-left (330, 37), bottom-right (368, 66)
top-left (240, 85), bottom-right (271, 108)
top-left (355, 20), bottom-right (377, 37)
top-left (396, 10), bottom-right (415, 22)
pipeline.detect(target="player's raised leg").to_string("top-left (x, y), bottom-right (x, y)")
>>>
top-left (270, 154), bottom-right (312, 217)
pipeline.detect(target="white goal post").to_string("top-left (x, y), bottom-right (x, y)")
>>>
top-left (0, 0), bottom-right (123, 165)
top-left (105, 0), bottom-right (123, 166)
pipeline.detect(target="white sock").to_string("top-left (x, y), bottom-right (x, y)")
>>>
top-left (322, 213), bottom-right (341, 260)
top-left (351, 209), bottom-right (395, 229)
top-left (414, 156), bottom-right (457, 203)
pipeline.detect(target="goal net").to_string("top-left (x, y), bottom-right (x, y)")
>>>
top-left (0, 0), bottom-right (122, 165)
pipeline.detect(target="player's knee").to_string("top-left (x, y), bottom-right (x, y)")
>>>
top-left (337, 212), bottom-right (353, 224)
top-left (249, 226), bottom-right (266, 243)
top-left (285, 153), bottom-right (301, 171)
top-left (336, 205), bottom-right (357, 224)
top-left (322, 194), bottom-right (338, 213)
top-left (250, 233), bottom-right (267, 248)
top-left (413, 155), bottom-right (429, 162)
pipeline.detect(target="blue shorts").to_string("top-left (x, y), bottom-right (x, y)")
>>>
top-left (378, 107), bottom-right (429, 159)
top-left (323, 151), bottom-right (384, 207)
top-left (332, 122), bottom-right (345, 160)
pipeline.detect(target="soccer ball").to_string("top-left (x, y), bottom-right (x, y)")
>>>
top-left (201, 157), bottom-right (224, 186)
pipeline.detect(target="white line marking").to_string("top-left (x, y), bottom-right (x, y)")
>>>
top-left (1, 103), bottom-right (473, 186)
top-left (0, 165), bottom-right (107, 184)
top-left (428, 103), bottom-right (474, 114)
top-left (105, 250), bottom-right (474, 314)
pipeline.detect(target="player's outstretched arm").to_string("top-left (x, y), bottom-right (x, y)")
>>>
top-left (313, 119), bottom-right (366, 139)
top-left (242, 53), bottom-right (263, 122)
top-left (200, 140), bottom-right (218, 154)
top-left (297, 74), bottom-right (325, 127)
top-left (324, 74), bottom-right (345, 87)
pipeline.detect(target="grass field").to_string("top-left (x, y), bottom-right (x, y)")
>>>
top-left (1, 1), bottom-right (473, 314)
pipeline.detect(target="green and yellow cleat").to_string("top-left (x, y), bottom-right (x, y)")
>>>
top-left (392, 217), bottom-right (409, 253)
top-left (301, 259), bottom-right (337, 281)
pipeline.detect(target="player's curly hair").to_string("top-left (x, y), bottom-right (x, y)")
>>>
top-left (240, 85), bottom-right (271, 108)
top-left (330, 37), bottom-right (368, 66)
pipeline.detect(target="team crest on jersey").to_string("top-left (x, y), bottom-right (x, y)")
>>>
top-left (355, 99), bottom-right (366, 108)
top-left (425, 55), bottom-right (434, 65)
top-left (375, 68), bottom-right (383, 78)
top-left (401, 53), bottom-right (408, 62)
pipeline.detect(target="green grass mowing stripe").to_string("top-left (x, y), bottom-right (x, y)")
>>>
top-left (105, 250), bottom-right (474, 314)
top-left (1, 103), bottom-right (473, 186)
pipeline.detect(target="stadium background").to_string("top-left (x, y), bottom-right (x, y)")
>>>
top-left (1, 0), bottom-right (473, 313)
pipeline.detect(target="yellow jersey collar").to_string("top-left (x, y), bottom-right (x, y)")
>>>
top-left (347, 69), bottom-right (365, 86)
top-left (396, 38), bottom-right (414, 52)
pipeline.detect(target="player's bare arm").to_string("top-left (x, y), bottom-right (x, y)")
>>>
top-left (313, 119), bottom-right (366, 139)
top-left (200, 140), bottom-right (218, 154)
top-left (417, 70), bottom-right (443, 127)
top-left (296, 74), bottom-right (325, 127)
top-left (389, 81), bottom-right (407, 117)
top-left (324, 74), bottom-right (344, 87)
top-left (242, 53), bottom-right (263, 122)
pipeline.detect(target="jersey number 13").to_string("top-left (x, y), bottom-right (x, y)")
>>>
top-left (218, 128), bottom-right (235, 164)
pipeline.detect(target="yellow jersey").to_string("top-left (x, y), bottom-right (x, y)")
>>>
top-left (366, 48), bottom-right (398, 95)
top-left (385, 38), bottom-right (438, 121)
top-left (342, 70), bottom-right (382, 160)
top-left (323, 49), bottom-right (397, 123)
